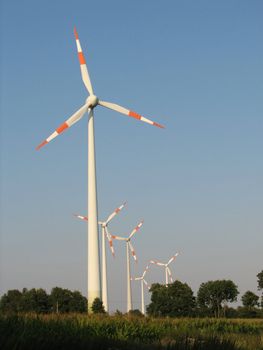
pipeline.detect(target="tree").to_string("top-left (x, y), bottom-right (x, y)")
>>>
top-left (197, 280), bottom-right (239, 318)
top-left (49, 287), bottom-right (71, 313)
top-left (241, 291), bottom-right (259, 309)
top-left (0, 287), bottom-right (87, 314)
top-left (147, 281), bottom-right (196, 317)
top-left (0, 290), bottom-right (22, 313)
top-left (91, 298), bottom-right (106, 314)
top-left (49, 287), bottom-right (87, 313)
top-left (20, 288), bottom-right (49, 313)
top-left (69, 291), bottom-right (87, 313)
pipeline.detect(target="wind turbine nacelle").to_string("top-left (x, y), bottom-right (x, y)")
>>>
top-left (86, 95), bottom-right (99, 108)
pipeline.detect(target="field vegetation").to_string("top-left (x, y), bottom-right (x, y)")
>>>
top-left (1, 313), bottom-right (263, 350)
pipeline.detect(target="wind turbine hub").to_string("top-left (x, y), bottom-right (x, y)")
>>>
top-left (86, 95), bottom-right (99, 108)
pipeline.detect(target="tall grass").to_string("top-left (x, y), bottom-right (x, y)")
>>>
top-left (0, 314), bottom-right (263, 350)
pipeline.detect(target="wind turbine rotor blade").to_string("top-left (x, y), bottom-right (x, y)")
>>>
top-left (74, 27), bottom-right (94, 95)
top-left (128, 241), bottom-right (137, 262)
top-left (167, 252), bottom-right (179, 266)
top-left (74, 214), bottom-right (88, 221)
top-left (150, 260), bottom-right (165, 267)
top-left (134, 277), bottom-right (142, 281)
top-left (105, 201), bottom-right (127, 224)
top-left (105, 227), bottom-right (115, 256)
top-left (98, 100), bottom-right (164, 129)
top-left (167, 267), bottom-right (173, 283)
top-left (142, 265), bottom-right (149, 278)
top-left (111, 235), bottom-right (126, 241)
top-left (129, 220), bottom-right (144, 240)
top-left (36, 104), bottom-right (88, 150)
top-left (143, 279), bottom-right (150, 290)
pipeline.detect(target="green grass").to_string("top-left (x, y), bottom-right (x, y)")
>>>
top-left (0, 314), bottom-right (263, 349)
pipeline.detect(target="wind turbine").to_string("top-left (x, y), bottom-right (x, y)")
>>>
top-left (111, 221), bottom-right (143, 312)
top-left (36, 28), bottom-right (164, 310)
top-left (74, 202), bottom-right (126, 312)
top-left (150, 253), bottom-right (179, 286)
top-left (131, 265), bottom-right (150, 315)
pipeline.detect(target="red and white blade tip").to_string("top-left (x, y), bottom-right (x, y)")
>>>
top-left (128, 110), bottom-right (165, 129)
top-left (132, 251), bottom-right (137, 261)
top-left (36, 104), bottom-right (88, 151)
top-left (107, 236), bottom-right (115, 256)
top-left (74, 27), bottom-right (79, 40)
top-left (167, 253), bottom-right (179, 265)
top-left (105, 201), bottom-right (127, 224)
top-left (74, 214), bottom-right (88, 221)
top-left (129, 242), bottom-right (137, 262)
top-left (136, 220), bottom-right (144, 228)
top-left (99, 100), bottom-right (165, 129)
top-left (36, 140), bottom-right (48, 150)
top-left (134, 220), bottom-right (144, 232)
top-left (111, 235), bottom-right (125, 240)
top-left (36, 121), bottom-right (70, 150)
top-left (115, 201), bottom-right (127, 213)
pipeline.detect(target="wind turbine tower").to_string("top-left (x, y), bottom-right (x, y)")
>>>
top-left (111, 221), bottom-right (143, 312)
top-left (131, 265), bottom-right (150, 314)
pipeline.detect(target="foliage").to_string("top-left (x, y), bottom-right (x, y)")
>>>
top-left (128, 309), bottom-right (144, 317)
top-left (1, 314), bottom-right (263, 350)
top-left (237, 306), bottom-right (262, 319)
top-left (91, 298), bottom-right (106, 314)
top-left (197, 280), bottom-right (239, 317)
top-left (49, 287), bottom-right (87, 313)
top-left (20, 288), bottom-right (49, 313)
top-left (242, 291), bottom-right (259, 309)
top-left (147, 281), bottom-right (196, 317)
top-left (0, 287), bottom-right (87, 314)
top-left (224, 306), bottom-right (239, 318)
top-left (0, 290), bottom-right (23, 313)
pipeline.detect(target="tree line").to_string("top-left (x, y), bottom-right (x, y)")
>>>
top-left (0, 287), bottom-right (87, 314)
top-left (147, 270), bottom-right (263, 318)
top-left (1, 270), bottom-right (262, 317)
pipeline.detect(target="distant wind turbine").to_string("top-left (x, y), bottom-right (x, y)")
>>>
top-left (150, 253), bottom-right (179, 286)
top-left (74, 202), bottom-right (126, 311)
top-left (131, 265), bottom-right (150, 315)
top-left (111, 221), bottom-right (143, 312)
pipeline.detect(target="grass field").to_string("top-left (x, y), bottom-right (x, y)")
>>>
top-left (0, 314), bottom-right (263, 349)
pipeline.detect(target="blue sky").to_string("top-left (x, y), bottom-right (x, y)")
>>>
top-left (1, 0), bottom-right (262, 311)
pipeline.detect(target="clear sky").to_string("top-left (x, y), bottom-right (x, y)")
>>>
top-left (0, 0), bottom-right (262, 312)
